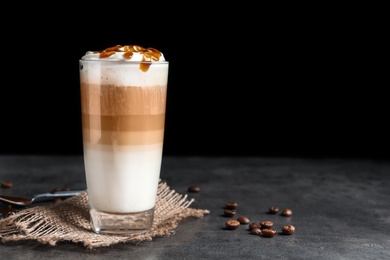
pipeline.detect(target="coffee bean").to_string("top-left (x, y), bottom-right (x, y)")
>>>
top-left (268, 206), bottom-right (279, 214)
top-left (224, 209), bottom-right (236, 217)
top-left (0, 205), bottom-right (19, 217)
top-left (250, 227), bottom-right (262, 235)
top-left (225, 201), bottom-right (238, 209)
top-left (281, 208), bottom-right (293, 216)
top-left (1, 181), bottom-right (13, 188)
top-left (281, 225), bottom-right (295, 235)
top-left (225, 219), bottom-right (240, 230)
top-left (261, 229), bottom-right (277, 237)
top-left (188, 185), bottom-right (201, 193)
top-left (249, 222), bottom-right (260, 230)
top-left (237, 216), bottom-right (250, 224)
top-left (260, 220), bottom-right (274, 229)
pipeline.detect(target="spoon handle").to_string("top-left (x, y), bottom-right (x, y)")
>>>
top-left (32, 189), bottom-right (85, 202)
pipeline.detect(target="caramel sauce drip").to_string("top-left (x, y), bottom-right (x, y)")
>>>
top-left (93, 45), bottom-right (163, 72)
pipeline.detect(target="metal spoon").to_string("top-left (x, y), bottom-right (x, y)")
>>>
top-left (0, 189), bottom-right (85, 206)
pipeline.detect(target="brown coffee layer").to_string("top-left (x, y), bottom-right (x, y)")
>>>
top-left (82, 114), bottom-right (165, 132)
top-left (82, 129), bottom-right (164, 146)
top-left (81, 84), bottom-right (166, 146)
top-left (80, 83), bottom-right (167, 115)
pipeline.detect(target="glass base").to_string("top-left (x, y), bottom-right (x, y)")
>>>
top-left (89, 207), bottom-right (155, 235)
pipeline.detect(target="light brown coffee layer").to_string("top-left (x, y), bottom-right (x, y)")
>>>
top-left (80, 83), bottom-right (167, 115)
top-left (82, 114), bottom-right (165, 132)
top-left (81, 83), bottom-right (166, 146)
top-left (83, 129), bottom-right (164, 146)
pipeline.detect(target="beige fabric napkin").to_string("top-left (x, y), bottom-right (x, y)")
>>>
top-left (0, 181), bottom-right (209, 249)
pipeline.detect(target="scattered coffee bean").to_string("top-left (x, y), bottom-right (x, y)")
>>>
top-left (268, 206), bottom-right (279, 214)
top-left (281, 224), bottom-right (295, 235)
top-left (225, 201), bottom-right (238, 209)
top-left (220, 203), bottom-right (296, 238)
top-left (237, 216), bottom-right (250, 224)
top-left (261, 229), bottom-right (277, 237)
top-left (249, 222), bottom-right (260, 230)
top-left (281, 208), bottom-right (293, 216)
top-left (225, 219), bottom-right (240, 230)
top-left (1, 181), bottom-right (13, 188)
top-left (260, 220), bottom-right (274, 229)
top-left (224, 209), bottom-right (236, 217)
top-left (250, 227), bottom-right (262, 235)
top-left (187, 185), bottom-right (201, 193)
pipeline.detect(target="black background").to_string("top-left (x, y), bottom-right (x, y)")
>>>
top-left (0, 4), bottom-right (388, 160)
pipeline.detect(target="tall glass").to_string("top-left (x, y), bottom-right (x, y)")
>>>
top-left (79, 58), bottom-right (168, 234)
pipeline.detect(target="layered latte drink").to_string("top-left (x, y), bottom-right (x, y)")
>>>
top-left (79, 45), bottom-right (168, 234)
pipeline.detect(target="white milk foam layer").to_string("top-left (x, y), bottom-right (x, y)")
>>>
top-left (79, 61), bottom-right (168, 87)
top-left (83, 143), bottom-right (163, 213)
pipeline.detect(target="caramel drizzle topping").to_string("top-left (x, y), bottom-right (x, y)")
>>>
top-left (93, 45), bottom-right (163, 72)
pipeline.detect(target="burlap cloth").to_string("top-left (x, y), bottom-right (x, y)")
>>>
top-left (0, 180), bottom-right (209, 249)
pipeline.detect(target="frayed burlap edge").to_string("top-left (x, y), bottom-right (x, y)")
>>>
top-left (0, 180), bottom-right (210, 249)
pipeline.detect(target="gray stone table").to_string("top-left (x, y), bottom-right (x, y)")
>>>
top-left (0, 155), bottom-right (389, 259)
